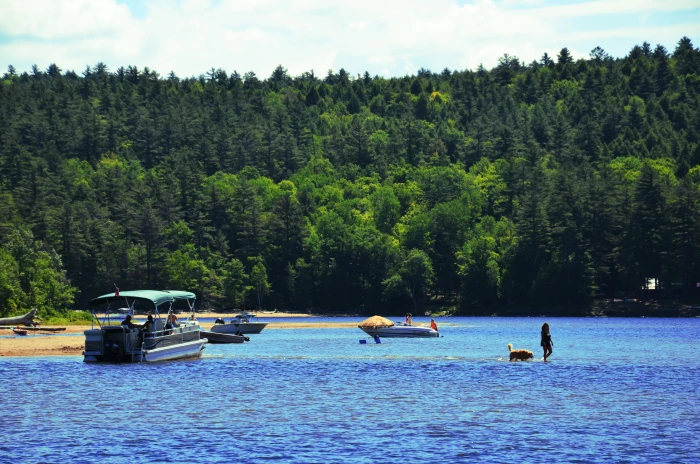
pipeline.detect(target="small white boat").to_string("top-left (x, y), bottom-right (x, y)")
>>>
top-left (359, 324), bottom-right (439, 338)
top-left (210, 311), bottom-right (268, 335)
top-left (357, 315), bottom-right (439, 338)
top-left (199, 330), bottom-right (249, 344)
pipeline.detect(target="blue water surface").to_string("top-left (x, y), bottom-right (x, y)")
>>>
top-left (1, 317), bottom-right (699, 463)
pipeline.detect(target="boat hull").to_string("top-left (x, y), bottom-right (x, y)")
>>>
top-left (210, 322), bottom-right (268, 334)
top-left (83, 324), bottom-right (207, 363)
top-left (199, 330), bottom-right (247, 344)
top-left (142, 339), bottom-right (206, 362)
top-left (359, 325), bottom-right (439, 338)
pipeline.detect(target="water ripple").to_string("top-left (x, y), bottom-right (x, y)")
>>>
top-left (1, 318), bottom-right (699, 463)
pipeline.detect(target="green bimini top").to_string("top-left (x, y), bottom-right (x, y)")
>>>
top-left (90, 290), bottom-right (196, 308)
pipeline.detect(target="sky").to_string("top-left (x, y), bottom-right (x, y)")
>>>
top-left (0, 0), bottom-right (698, 79)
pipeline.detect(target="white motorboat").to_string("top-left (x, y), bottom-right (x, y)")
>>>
top-left (199, 330), bottom-right (249, 344)
top-left (357, 315), bottom-right (439, 338)
top-left (359, 324), bottom-right (439, 338)
top-left (210, 311), bottom-right (268, 335)
top-left (83, 290), bottom-right (207, 363)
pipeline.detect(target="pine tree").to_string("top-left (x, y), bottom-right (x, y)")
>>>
top-left (629, 164), bottom-right (668, 290)
top-left (305, 85), bottom-right (320, 106)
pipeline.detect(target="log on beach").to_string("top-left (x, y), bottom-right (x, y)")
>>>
top-left (0, 308), bottom-right (43, 327)
top-left (0, 326), bottom-right (66, 332)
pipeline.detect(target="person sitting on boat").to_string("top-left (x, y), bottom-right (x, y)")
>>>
top-left (404, 313), bottom-right (413, 326)
top-left (430, 318), bottom-right (438, 332)
top-left (214, 318), bottom-right (225, 325)
top-left (120, 315), bottom-right (138, 330)
top-left (141, 315), bottom-right (154, 333)
top-left (166, 312), bottom-right (179, 329)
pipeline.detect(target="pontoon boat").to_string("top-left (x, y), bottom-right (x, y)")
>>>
top-left (83, 290), bottom-right (207, 363)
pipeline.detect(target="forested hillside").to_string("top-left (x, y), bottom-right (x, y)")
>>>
top-left (2, 37), bottom-right (700, 316)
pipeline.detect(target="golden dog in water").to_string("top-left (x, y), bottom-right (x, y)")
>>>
top-left (508, 343), bottom-right (534, 361)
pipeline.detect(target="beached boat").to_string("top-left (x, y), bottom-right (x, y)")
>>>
top-left (199, 330), bottom-right (249, 344)
top-left (12, 328), bottom-right (28, 336)
top-left (210, 311), bottom-right (268, 335)
top-left (83, 290), bottom-right (207, 363)
top-left (358, 315), bottom-right (439, 338)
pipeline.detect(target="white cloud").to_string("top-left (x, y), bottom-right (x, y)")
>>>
top-left (0, 0), bottom-right (133, 39)
top-left (0, 0), bottom-right (697, 78)
top-left (537, 0), bottom-right (700, 18)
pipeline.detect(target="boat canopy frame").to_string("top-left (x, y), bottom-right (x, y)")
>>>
top-left (89, 290), bottom-right (197, 329)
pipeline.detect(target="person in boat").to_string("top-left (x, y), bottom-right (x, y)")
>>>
top-left (141, 315), bottom-right (154, 333)
top-left (120, 315), bottom-right (138, 330)
top-left (166, 312), bottom-right (179, 329)
top-left (541, 322), bottom-right (553, 361)
top-left (214, 318), bottom-right (225, 325)
top-left (430, 318), bottom-right (438, 333)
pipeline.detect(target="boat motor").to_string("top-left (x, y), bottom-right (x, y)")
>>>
top-left (104, 340), bottom-right (124, 361)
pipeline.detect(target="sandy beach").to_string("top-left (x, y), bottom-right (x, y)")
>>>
top-left (0, 314), bottom-right (363, 358)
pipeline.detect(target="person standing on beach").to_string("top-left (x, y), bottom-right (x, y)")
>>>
top-left (541, 322), bottom-right (553, 361)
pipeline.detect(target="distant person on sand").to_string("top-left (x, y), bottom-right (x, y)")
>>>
top-left (541, 322), bottom-right (553, 361)
top-left (430, 318), bottom-right (438, 333)
top-left (120, 315), bottom-right (138, 329)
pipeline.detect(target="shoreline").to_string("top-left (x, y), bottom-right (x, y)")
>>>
top-left (0, 319), bottom-right (364, 358)
top-left (459, 307), bottom-right (700, 317)
top-left (2, 308), bottom-right (698, 358)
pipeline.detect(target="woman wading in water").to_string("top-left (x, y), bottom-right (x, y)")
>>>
top-left (541, 322), bottom-right (553, 361)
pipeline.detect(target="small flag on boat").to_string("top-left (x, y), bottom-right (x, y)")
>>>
top-left (114, 284), bottom-right (120, 297)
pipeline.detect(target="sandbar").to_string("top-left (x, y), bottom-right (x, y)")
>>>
top-left (0, 318), bottom-right (363, 358)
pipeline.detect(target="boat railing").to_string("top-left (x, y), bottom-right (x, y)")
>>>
top-left (143, 327), bottom-right (180, 339)
top-left (232, 313), bottom-right (256, 323)
top-left (140, 321), bottom-right (200, 350)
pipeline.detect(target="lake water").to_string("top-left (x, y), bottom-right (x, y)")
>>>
top-left (2, 317), bottom-right (699, 463)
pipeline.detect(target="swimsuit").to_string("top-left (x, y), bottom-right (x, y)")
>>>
top-left (541, 333), bottom-right (552, 347)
